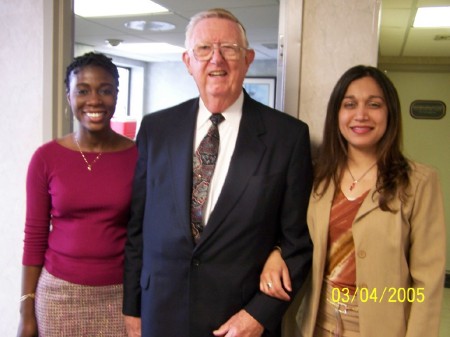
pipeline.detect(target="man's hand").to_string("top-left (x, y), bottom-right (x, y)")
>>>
top-left (124, 315), bottom-right (141, 337)
top-left (213, 309), bottom-right (264, 337)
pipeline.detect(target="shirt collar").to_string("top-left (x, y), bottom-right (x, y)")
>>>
top-left (197, 91), bottom-right (244, 128)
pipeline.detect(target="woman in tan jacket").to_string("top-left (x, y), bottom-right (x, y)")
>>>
top-left (260, 65), bottom-right (446, 337)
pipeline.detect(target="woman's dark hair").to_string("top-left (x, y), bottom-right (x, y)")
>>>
top-left (314, 65), bottom-right (410, 211)
top-left (64, 52), bottom-right (119, 92)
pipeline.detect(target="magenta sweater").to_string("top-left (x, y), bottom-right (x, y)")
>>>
top-left (22, 140), bottom-right (138, 286)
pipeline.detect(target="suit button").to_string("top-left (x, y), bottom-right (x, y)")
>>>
top-left (192, 259), bottom-right (200, 267)
top-left (357, 250), bottom-right (366, 258)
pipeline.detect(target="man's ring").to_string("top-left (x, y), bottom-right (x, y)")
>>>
top-left (267, 282), bottom-right (273, 289)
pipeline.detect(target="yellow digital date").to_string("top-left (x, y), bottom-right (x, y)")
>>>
top-left (331, 287), bottom-right (425, 304)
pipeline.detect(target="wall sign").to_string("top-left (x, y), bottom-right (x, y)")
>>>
top-left (410, 100), bottom-right (446, 119)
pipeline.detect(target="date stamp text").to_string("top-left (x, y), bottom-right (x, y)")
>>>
top-left (331, 287), bottom-right (425, 304)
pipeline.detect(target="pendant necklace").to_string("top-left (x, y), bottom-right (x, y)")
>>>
top-left (74, 135), bottom-right (102, 171)
top-left (347, 162), bottom-right (376, 191)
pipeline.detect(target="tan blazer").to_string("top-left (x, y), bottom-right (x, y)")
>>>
top-left (297, 161), bottom-right (446, 337)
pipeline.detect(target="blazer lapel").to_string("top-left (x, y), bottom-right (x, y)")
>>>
top-left (355, 187), bottom-right (380, 221)
top-left (322, 183), bottom-right (380, 224)
top-left (311, 185), bottom-right (333, 268)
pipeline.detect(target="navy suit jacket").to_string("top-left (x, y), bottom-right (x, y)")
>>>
top-left (123, 91), bottom-right (313, 337)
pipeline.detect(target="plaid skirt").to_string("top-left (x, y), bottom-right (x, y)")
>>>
top-left (35, 268), bottom-right (127, 337)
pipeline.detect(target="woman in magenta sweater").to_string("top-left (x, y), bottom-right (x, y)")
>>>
top-left (17, 52), bottom-right (138, 337)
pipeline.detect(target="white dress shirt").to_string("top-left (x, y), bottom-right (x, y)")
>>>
top-left (194, 91), bottom-right (243, 226)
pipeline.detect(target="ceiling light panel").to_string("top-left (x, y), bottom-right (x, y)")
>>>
top-left (125, 20), bottom-right (176, 31)
top-left (413, 7), bottom-right (450, 28)
top-left (75, 0), bottom-right (168, 18)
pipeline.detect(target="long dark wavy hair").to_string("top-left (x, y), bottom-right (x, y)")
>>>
top-left (314, 65), bottom-right (410, 211)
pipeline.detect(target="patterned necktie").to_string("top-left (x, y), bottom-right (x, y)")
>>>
top-left (191, 113), bottom-right (225, 243)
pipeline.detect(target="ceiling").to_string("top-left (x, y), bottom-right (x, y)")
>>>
top-left (74, 0), bottom-right (450, 63)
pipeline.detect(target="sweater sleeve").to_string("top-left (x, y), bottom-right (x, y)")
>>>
top-left (22, 147), bottom-right (51, 266)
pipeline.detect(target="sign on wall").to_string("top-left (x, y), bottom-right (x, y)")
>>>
top-left (410, 100), bottom-right (446, 119)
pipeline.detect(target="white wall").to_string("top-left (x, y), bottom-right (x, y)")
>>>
top-left (0, 0), bottom-right (46, 335)
top-left (145, 61), bottom-right (197, 113)
top-left (145, 60), bottom-right (277, 114)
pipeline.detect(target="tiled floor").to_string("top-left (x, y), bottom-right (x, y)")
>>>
top-left (440, 287), bottom-right (450, 337)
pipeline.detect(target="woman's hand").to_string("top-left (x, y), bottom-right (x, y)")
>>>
top-left (259, 249), bottom-right (292, 301)
top-left (124, 315), bottom-right (142, 337)
top-left (16, 313), bottom-right (38, 337)
top-left (17, 266), bottom-right (41, 337)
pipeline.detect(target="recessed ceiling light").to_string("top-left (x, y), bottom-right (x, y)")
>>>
top-left (413, 7), bottom-right (450, 28)
top-left (125, 20), bottom-right (176, 32)
top-left (75, 0), bottom-right (168, 18)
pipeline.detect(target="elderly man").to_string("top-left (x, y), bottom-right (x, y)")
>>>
top-left (123, 8), bottom-right (313, 337)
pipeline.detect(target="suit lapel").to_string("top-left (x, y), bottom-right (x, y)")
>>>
top-left (199, 94), bottom-right (267, 243)
top-left (166, 100), bottom-right (199, 244)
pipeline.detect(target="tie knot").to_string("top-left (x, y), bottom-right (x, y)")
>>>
top-left (210, 113), bottom-right (225, 126)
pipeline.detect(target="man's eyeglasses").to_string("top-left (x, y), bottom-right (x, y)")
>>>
top-left (190, 43), bottom-right (247, 61)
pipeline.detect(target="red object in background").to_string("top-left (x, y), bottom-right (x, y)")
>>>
top-left (110, 119), bottom-right (137, 139)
